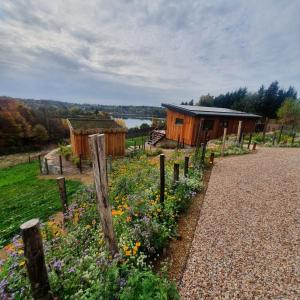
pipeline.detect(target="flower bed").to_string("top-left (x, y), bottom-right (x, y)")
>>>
top-left (0, 151), bottom-right (203, 299)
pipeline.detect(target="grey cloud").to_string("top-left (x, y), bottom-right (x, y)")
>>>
top-left (0, 0), bottom-right (299, 105)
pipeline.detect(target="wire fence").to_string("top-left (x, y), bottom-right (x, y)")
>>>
top-left (0, 161), bottom-right (81, 248)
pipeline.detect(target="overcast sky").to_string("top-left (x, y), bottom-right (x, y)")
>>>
top-left (0, 0), bottom-right (299, 106)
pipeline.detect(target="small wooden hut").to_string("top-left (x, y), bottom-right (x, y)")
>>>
top-left (67, 118), bottom-right (127, 158)
top-left (162, 103), bottom-right (261, 145)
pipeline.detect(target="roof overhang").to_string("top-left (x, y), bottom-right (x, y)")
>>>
top-left (162, 103), bottom-right (261, 119)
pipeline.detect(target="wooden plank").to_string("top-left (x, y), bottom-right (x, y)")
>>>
top-left (88, 134), bottom-right (118, 256)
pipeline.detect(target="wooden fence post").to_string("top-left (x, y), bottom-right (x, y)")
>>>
top-left (277, 125), bottom-right (283, 144)
top-left (262, 117), bottom-right (269, 143)
top-left (177, 136), bottom-right (180, 149)
top-left (291, 132), bottom-right (296, 145)
top-left (182, 138), bottom-right (185, 149)
top-left (20, 219), bottom-right (53, 300)
top-left (252, 142), bottom-right (257, 151)
top-left (209, 152), bottom-right (215, 165)
top-left (236, 120), bottom-right (242, 145)
top-left (79, 154), bottom-right (82, 174)
top-left (160, 154), bottom-right (165, 203)
top-left (38, 155), bottom-right (42, 174)
top-left (59, 155), bottom-right (63, 175)
top-left (88, 134), bottom-right (118, 256)
top-left (184, 156), bottom-right (189, 177)
top-left (108, 155), bottom-right (112, 173)
top-left (247, 133), bottom-right (252, 149)
top-left (240, 133), bottom-right (244, 149)
top-left (28, 155), bottom-right (31, 163)
top-left (56, 177), bottom-right (68, 213)
top-left (173, 163), bottom-right (179, 183)
top-left (221, 127), bottom-right (227, 156)
top-left (272, 133), bottom-right (276, 145)
top-left (45, 158), bottom-right (49, 175)
top-left (201, 141), bottom-right (207, 163)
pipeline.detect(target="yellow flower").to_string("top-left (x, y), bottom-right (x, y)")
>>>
top-left (135, 242), bottom-right (141, 247)
top-left (85, 225), bottom-right (91, 229)
top-left (19, 261), bottom-right (25, 267)
top-left (18, 249), bottom-right (24, 255)
top-left (126, 216), bottom-right (132, 222)
top-left (92, 219), bottom-right (96, 225)
top-left (123, 245), bottom-right (128, 251)
top-left (125, 250), bottom-right (131, 256)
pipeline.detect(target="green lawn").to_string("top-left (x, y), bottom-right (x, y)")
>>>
top-left (126, 136), bottom-right (148, 148)
top-left (0, 161), bottom-right (81, 247)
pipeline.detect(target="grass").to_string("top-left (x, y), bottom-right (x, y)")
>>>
top-left (0, 161), bottom-right (81, 247)
top-left (126, 135), bottom-right (148, 148)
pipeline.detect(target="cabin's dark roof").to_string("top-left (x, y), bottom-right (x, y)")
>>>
top-left (67, 118), bottom-right (127, 134)
top-left (162, 103), bottom-right (260, 118)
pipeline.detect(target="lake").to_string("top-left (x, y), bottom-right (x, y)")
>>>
top-left (124, 118), bottom-right (152, 128)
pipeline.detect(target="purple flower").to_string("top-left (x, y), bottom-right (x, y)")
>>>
top-left (52, 259), bottom-right (63, 271)
top-left (0, 279), bottom-right (8, 289)
top-left (68, 267), bottom-right (76, 273)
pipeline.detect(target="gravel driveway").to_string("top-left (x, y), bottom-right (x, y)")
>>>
top-left (180, 148), bottom-right (300, 299)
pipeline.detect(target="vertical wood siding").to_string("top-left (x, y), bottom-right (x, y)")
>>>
top-left (70, 130), bottom-right (125, 158)
top-left (165, 109), bottom-right (257, 146)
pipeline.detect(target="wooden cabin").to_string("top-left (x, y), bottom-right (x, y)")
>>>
top-left (162, 104), bottom-right (260, 146)
top-left (67, 118), bottom-right (127, 158)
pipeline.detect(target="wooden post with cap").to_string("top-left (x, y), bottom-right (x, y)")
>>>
top-left (20, 219), bottom-right (53, 300)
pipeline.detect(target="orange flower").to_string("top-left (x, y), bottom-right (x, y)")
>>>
top-left (126, 216), bottom-right (132, 222)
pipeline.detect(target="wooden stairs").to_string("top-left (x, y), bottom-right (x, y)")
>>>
top-left (148, 130), bottom-right (166, 145)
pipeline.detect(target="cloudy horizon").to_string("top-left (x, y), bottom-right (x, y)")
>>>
top-left (0, 0), bottom-right (299, 106)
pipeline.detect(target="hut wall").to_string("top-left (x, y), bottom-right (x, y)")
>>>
top-left (165, 109), bottom-right (258, 146)
top-left (71, 131), bottom-right (125, 158)
top-left (165, 109), bottom-right (198, 145)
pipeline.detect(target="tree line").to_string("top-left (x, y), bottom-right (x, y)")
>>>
top-left (181, 81), bottom-right (299, 122)
top-left (0, 97), bottom-right (68, 155)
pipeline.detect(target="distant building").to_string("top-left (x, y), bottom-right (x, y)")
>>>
top-left (162, 103), bottom-right (260, 145)
top-left (67, 118), bottom-right (127, 158)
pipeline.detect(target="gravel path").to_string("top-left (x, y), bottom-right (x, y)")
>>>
top-left (180, 148), bottom-right (300, 299)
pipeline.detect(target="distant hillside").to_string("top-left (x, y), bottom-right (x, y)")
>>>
top-left (17, 98), bottom-right (166, 119)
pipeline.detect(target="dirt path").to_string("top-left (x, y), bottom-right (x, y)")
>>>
top-left (180, 148), bottom-right (300, 299)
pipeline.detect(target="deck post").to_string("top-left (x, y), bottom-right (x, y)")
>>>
top-left (20, 219), bottom-right (53, 300)
top-left (88, 134), bottom-right (118, 256)
top-left (252, 142), bottom-right (257, 151)
top-left (159, 154), bottom-right (165, 203)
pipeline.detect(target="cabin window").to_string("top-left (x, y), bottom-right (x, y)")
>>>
top-left (202, 119), bottom-right (214, 130)
top-left (175, 118), bottom-right (184, 125)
